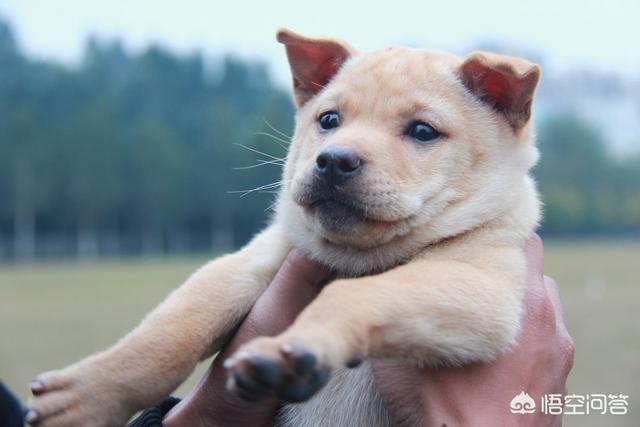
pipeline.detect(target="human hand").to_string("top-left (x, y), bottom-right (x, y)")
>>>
top-left (372, 234), bottom-right (575, 426)
top-left (162, 250), bottom-right (331, 427)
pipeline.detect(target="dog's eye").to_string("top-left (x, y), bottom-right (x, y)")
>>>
top-left (407, 121), bottom-right (440, 143)
top-left (318, 111), bottom-right (340, 131)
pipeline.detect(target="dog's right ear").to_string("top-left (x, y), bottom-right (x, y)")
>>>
top-left (277, 29), bottom-right (355, 107)
top-left (460, 51), bottom-right (540, 131)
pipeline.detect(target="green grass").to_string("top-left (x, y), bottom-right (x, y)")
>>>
top-left (543, 239), bottom-right (640, 426)
top-left (0, 256), bottom-right (213, 404)
top-left (1, 241), bottom-right (639, 426)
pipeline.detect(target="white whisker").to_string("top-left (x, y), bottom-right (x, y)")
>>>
top-left (233, 143), bottom-right (283, 161)
top-left (254, 132), bottom-right (290, 150)
top-left (264, 199), bottom-right (279, 212)
top-left (263, 120), bottom-right (292, 140)
top-left (228, 179), bottom-right (291, 198)
top-left (233, 158), bottom-right (286, 170)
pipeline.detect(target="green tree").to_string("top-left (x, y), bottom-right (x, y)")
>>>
top-left (536, 114), bottom-right (639, 235)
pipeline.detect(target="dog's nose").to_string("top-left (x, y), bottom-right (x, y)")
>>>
top-left (315, 145), bottom-right (362, 187)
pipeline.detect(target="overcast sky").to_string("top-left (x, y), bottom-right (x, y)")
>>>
top-left (2, 0), bottom-right (639, 85)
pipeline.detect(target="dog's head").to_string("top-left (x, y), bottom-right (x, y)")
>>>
top-left (275, 29), bottom-right (541, 273)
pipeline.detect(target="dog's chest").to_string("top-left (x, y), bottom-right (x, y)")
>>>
top-left (276, 362), bottom-right (391, 427)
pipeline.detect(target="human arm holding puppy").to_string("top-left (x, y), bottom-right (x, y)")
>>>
top-left (162, 235), bottom-right (574, 427)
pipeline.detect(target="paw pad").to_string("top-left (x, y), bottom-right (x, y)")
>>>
top-left (226, 345), bottom-right (331, 403)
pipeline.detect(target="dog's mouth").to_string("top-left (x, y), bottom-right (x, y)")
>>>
top-left (309, 197), bottom-right (367, 230)
top-left (290, 178), bottom-right (422, 248)
top-left (291, 172), bottom-right (422, 242)
top-left (295, 184), bottom-right (394, 233)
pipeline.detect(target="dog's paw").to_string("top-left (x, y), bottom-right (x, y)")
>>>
top-left (224, 338), bottom-right (331, 403)
top-left (25, 366), bottom-right (129, 427)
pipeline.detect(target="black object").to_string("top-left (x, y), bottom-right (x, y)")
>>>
top-left (315, 145), bottom-right (362, 187)
top-left (0, 381), bottom-right (23, 427)
top-left (231, 348), bottom-right (331, 403)
top-left (127, 397), bottom-right (181, 427)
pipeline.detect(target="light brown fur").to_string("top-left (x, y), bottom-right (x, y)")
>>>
top-left (28, 29), bottom-right (541, 427)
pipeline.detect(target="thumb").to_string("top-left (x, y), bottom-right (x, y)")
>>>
top-left (243, 250), bottom-right (332, 336)
top-left (271, 249), bottom-right (333, 293)
top-left (524, 233), bottom-right (544, 280)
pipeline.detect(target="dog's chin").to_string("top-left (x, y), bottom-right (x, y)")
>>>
top-left (310, 199), bottom-right (367, 234)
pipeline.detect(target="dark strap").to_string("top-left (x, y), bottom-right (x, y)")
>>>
top-left (127, 397), bottom-right (181, 427)
top-left (0, 381), bottom-right (23, 427)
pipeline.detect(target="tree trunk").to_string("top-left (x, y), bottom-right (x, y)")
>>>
top-left (12, 155), bottom-right (37, 261)
top-left (13, 203), bottom-right (36, 261)
top-left (102, 218), bottom-right (121, 257)
top-left (210, 208), bottom-right (233, 251)
top-left (141, 223), bottom-right (162, 255)
top-left (167, 226), bottom-right (188, 254)
top-left (77, 214), bottom-right (99, 259)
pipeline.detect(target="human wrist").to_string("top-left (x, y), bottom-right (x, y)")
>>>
top-left (420, 375), bottom-right (563, 427)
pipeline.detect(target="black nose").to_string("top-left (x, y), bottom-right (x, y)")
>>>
top-left (315, 145), bottom-right (362, 187)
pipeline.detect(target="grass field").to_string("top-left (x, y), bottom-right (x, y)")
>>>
top-left (1, 240), bottom-right (639, 426)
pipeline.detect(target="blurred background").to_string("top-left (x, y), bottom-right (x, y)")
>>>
top-left (0, 1), bottom-right (638, 426)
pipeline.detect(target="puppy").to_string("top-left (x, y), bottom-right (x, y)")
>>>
top-left (27, 29), bottom-right (541, 427)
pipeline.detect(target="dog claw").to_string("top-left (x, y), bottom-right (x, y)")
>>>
top-left (346, 355), bottom-right (364, 368)
top-left (282, 347), bottom-right (317, 375)
top-left (276, 366), bottom-right (331, 402)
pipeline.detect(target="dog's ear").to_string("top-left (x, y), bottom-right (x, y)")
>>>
top-left (460, 51), bottom-right (540, 131)
top-left (277, 28), bottom-right (355, 107)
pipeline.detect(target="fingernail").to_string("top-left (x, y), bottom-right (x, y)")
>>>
top-left (281, 343), bottom-right (294, 355)
top-left (24, 409), bottom-right (38, 423)
top-left (225, 376), bottom-right (234, 388)
top-left (29, 380), bottom-right (44, 393)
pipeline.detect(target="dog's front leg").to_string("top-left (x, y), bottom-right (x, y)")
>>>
top-left (225, 249), bottom-right (526, 402)
top-left (27, 224), bottom-right (290, 427)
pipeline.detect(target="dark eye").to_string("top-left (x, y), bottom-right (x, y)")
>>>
top-left (407, 121), bottom-right (440, 143)
top-left (318, 111), bottom-right (340, 130)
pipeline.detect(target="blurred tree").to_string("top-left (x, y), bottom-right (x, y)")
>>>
top-left (60, 99), bottom-right (123, 257)
top-left (123, 122), bottom-right (187, 253)
top-left (0, 15), bottom-right (637, 261)
top-left (536, 114), bottom-right (640, 235)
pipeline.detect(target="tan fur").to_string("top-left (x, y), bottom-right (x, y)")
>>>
top-left (29, 29), bottom-right (541, 427)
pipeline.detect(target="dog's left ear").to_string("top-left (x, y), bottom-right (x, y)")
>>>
top-left (460, 51), bottom-right (540, 131)
top-left (277, 28), bottom-right (355, 107)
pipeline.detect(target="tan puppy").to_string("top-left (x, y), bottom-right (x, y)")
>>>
top-left (27, 29), bottom-right (541, 427)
